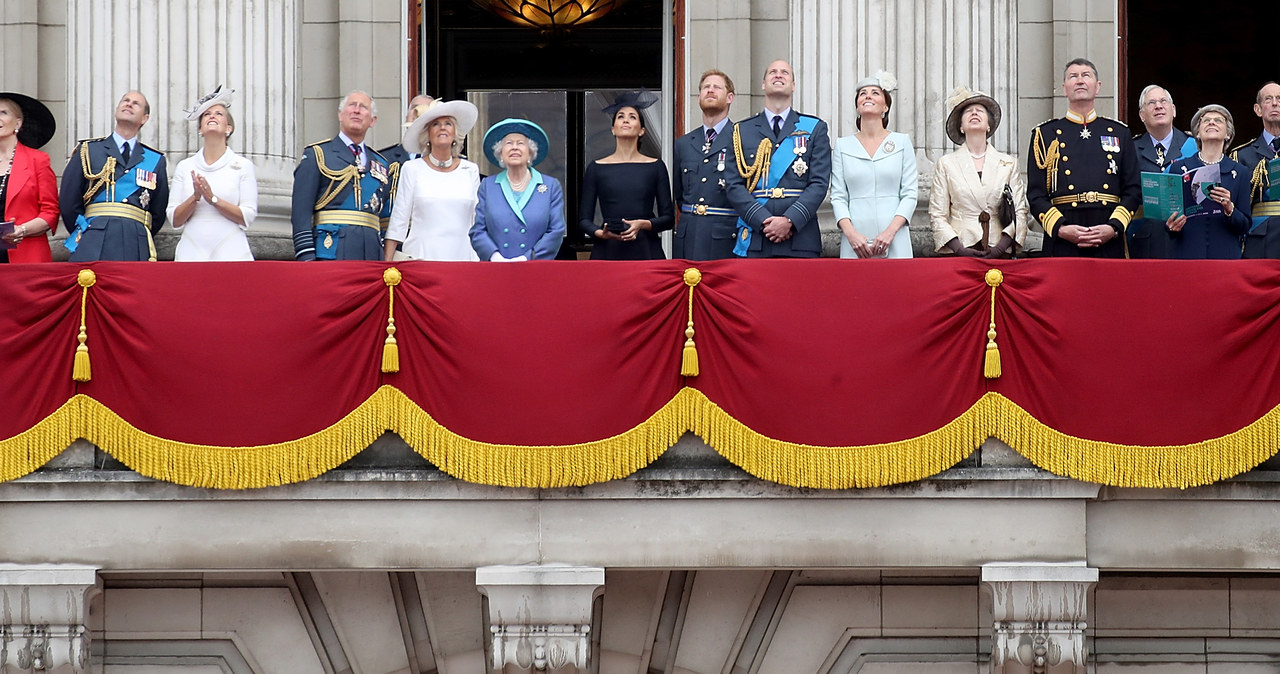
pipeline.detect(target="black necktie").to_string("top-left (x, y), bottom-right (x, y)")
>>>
top-left (706, 127), bottom-right (717, 146)
top-left (1271, 137), bottom-right (1280, 156)
top-left (120, 142), bottom-right (131, 166)
top-left (1155, 143), bottom-right (1165, 166)
top-left (771, 116), bottom-right (782, 139)
top-left (350, 143), bottom-right (363, 170)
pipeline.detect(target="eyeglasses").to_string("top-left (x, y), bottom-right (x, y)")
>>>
top-left (1199, 115), bottom-right (1227, 124)
top-left (1143, 98), bottom-right (1171, 108)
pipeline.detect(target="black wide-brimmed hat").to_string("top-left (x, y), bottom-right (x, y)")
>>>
top-left (0, 92), bottom-right (56, 149)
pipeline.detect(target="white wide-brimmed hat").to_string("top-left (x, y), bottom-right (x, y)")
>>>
top-left (183, 85), bottom-right (235, 122)
top-left (402, 99), bottom-right (478, 155)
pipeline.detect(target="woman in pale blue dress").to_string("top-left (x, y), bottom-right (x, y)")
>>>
top-left (830, 71), bottom-right (918, 258)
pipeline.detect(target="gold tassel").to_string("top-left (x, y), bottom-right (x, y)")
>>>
top-left (681, 268), bottom-right (702, 377)
top-left (72, 269), bottom-right (97, 382)
top-left (983, 268), bottom-right (1003, 379)
top-left (382, 267), bottom-right (402, 373)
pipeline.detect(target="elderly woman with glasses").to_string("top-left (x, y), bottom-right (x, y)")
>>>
top-left (470, 118), bottom-right (565, 261)
top-left (1164, 105), bottom-right (1251, 259)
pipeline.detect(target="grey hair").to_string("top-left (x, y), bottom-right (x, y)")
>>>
top-left (420, 116), bottom-right (460, 156)
top-left (338, 90), bottom-right (378, 117)
top-left (1138, 85), bottom-right (1173, 110)
top-left (1062, 57), bottom-right (1098, 80)
top-left (490, 137), bottom-right (540, 168)
top-left (1190, 104), bottom-right (1235, 147)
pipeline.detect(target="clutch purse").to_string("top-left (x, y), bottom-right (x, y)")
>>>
top-left (998, 184), bottom-right (1016, 228)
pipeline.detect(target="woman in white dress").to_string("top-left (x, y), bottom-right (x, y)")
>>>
top-left (383, 99), bottom-right (480, 261)
top-left (830, 71), bottom-right (918, 259)
top-left (167, 86), bottom-right (258, 261)
top-left (928, 87), bottom-right (1029, 258)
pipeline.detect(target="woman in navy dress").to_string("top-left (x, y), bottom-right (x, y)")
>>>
top-left (1164, 105), bottom-right (1251, 259)
top-left (470, 118), bottom-right (566, 261)
top-left (579, 91), bottom-right (673, 260)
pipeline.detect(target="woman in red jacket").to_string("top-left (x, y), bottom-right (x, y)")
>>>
top-left (0, 92), bottom-right (59, 263)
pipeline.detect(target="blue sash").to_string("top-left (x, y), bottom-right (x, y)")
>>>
top-left (733, 116), bottom-right (819, 256)
top-left (66, 147), bottom-right (162, 253)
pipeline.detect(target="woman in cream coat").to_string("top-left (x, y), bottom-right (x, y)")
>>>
top-left (831, 71), bottom-right (918, 258)
top-left (929, 88), bottom-right (1029, 258)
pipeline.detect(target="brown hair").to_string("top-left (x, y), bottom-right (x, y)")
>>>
top-left (854, 87), bottom-right (892, 130)
top-left (699, 69), bottom-right (735, 95)
top-left (200, 104), bottom-right (235, 139)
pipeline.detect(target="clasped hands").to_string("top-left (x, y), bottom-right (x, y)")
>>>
top-left (1058, 223), bottom-right (1117, 248)
top-left (1164, 186), bottom-right (1234, 232)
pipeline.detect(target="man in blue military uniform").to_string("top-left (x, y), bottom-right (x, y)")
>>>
top-left (61, 90), bottom-right (169, 261)
top-left (378, 94), bottom-right (433, 206)
top-left (292, 90), bottom-right (393, 261)
top-left (1027, 58), bottom-right (1140, 258)
top-left (724, 59), bottom-right (831, 258)
top-left (1129, 84), bottom-right (1195, 259)
top-left (673, 69), bottom-right (738, 260)
top-left (1231, 81), bottom-right (1280, 258)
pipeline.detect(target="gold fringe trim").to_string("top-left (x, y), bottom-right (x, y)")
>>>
top-left (990, 394), bottom-right (1280, 488)
top-left (395, 387), bottom-right (690, 488)
top-left (3, 389), bottom-right (1279, 490)
top-left (689, 389), bottom-right (989, 489)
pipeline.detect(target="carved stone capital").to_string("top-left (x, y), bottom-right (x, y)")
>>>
top-left (477, 565), bottom-right (604, 673)
top-left (0, 564), bottom-right (101, 673)
top-left (981, 563), bottom-right (1097, 674)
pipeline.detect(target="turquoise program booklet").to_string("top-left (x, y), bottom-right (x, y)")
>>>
top-left (1142, 164), bottom-right (1221, 221)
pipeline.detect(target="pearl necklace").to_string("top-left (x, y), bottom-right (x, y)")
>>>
top-left (508, 174), bottom-right (530, 192)
top-left (1197, 152), bottom-right (1222, 165)
top-left (429, 154), bottom-right (454, 169)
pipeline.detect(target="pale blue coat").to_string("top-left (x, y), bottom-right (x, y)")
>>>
top-left (830, 131), bottom-right (918, 258)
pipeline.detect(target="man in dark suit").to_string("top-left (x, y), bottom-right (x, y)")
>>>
top-left (1129, 84), bottom-right (1195, 258)
top-left (1231, 81), bottom-right (1280, 258)
top-left (378, 94), bottom-right (432, 203)
top-left (291, 90), bottom-right (393, 261)
top-left (61, 90), bottom-right (169, 261)
top-left (673, 69), bottom-right (738, 260)
top-left (1026, 58), bottom-right (1140, 258)
top-left (724, 59), bottom-right (831, 258)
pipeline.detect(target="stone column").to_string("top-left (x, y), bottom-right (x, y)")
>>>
top-left (476, 565), bottom-right (604, 674)
top-left (65, 0), bottom-right (299, 255)
top-left (981, 563), bottom-right (1097, 674)
top-left (0, 564), bottom-right (101, 673)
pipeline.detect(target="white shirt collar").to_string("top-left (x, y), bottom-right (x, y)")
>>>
top-left (703, 117), bottom-right (730, 138)
top-left (337, 131), bottom-right (366, 168)
top-left (111, 132), bottom-right (136, 154)
top-left (1151, 130), bottom-right (1174, 148)
top-left (765, 107), bottom-right (792, 129)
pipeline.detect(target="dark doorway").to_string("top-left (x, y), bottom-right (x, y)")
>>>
top-left (419, 1), bottom-right (666, 258)
top-left (1124, 0), bottom-right (1269, 148)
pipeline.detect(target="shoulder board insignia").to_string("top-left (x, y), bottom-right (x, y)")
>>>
top-left (1228, 139), bottom-right (1257, 155)
top-left (366, 146), bottom-right (388, 162)
top-left (138, 142), bottom-right (163, 153)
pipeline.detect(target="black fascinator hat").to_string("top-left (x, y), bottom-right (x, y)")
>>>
top-left (602, 89), bottom-right (659, 121)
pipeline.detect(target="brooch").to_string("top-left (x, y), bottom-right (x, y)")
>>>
top-left (884, 140), bottom-right (896, 153)
top-left (537, 184), bottom-right (548, 193)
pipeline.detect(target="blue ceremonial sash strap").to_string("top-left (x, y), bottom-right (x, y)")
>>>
top-left (497, 168), bottom-right (543, 226)
top-left (64, 216), bottom-right (90, 253)
top-left (89, 148), bottom-right (162, 205)
top-left (1176, 136), bottom-right (1197, 163)
top-left (734, 116), bottom-right (819, 256)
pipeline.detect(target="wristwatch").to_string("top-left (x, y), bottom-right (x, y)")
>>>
top-left (210, 195), bottom-right (219, 206)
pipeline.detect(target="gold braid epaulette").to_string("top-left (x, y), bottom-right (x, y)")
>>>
top-left (312, 146), bottom-right (362, 211)
top-left (1032, 126), bottom-right (1061, 193)
top-left (79, 142), bottom-right (118, 205)
top-left (387, 162), bottom-right (402, 203)
top-left (733, 122), bottom-right (772, 193)
top-left (1250, 158), bottom-right (1268, 204)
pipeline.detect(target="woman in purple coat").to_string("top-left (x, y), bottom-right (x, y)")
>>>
top-left (469, 118), bottom-right (566, 261)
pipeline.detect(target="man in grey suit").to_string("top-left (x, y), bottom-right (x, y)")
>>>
top-left (1129, 85), bottom-right (1194, 258)
top-left (724, 59), bottom-right (831, 258)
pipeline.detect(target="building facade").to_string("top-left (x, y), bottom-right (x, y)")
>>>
top-left (3, 2), bottom-right (1280, 673)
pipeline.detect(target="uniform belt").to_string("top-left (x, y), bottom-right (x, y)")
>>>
top-left (84, 202), bottom-right (157, 261)
top-left (1050, 192), bottom-right (1121, 206)
top-left (751, 187), bottom-right (805, 199)
top-left (1254, 201), bottom-right (1280, 217)
top-left (314, 210), bottom-right (382, 230)
top-left (680, 204), bottom-right (737, 217)
top-left (86, 202), bottom-right (150, 226)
